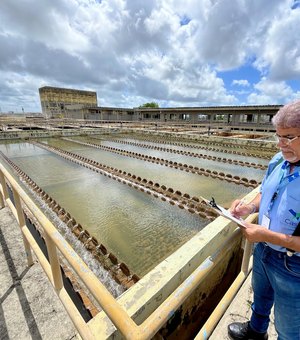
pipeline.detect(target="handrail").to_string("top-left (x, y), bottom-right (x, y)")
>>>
top-left (137, 228), bottom-right (243, 339)
top-left (0, 163), bottom-right (95, 339)
top-left (0, 161), bottom-right (254, 339)
top-left (195, 216), bottom-right (257, 339)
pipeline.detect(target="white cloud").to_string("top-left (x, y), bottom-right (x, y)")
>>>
top-left (0, 1), bottom-right (90, 56)
top-left (193, 0), bottom-right (286, 70)
top-left (254, 8), bottom-right (300, 81)
top-left (0, 0), bottom-right (299, 112)
top-left (232, 80), bottom-right (250, 87)
top-left (247, 77), bottom-right (299, 104)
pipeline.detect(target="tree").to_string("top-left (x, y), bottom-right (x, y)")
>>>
top-left (139, 102), bottom-right (159, 108)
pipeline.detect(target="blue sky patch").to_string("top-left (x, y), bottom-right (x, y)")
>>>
top-left (291, 0), bottom-right (300, 10)
top-left (180, 15), bottom-right (191, 26)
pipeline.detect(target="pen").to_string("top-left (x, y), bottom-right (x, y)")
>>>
top-left (236, 199), bottom-right (246, 209)
top-left (236, 200), bottom-right (257, 214)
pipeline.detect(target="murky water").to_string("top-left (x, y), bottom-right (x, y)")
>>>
top-left (45, 137), bottom-right (253, 205)
top-left (0, 141), bottom-right (205, 276)
top-left (100, 138), bottom-right (271, 166)
top-left (98, 140), bottom-right (266, 179)
top-left (100, 134), bottom-right (277, 157)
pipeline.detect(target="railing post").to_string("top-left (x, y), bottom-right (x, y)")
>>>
top-left (0, 168), bottom-right (5, 208)
top-left (44, 233), bottom-right (64, 291)
top-left (0, 184), bottom-right (4, 209)
top-left (241, 214), bottom-right (257, 274)
top-left (12, 187), bottom-right (34, 266)
top-left (241, 239), bottom-right (253, 274)
top-left (0, 170), bottom-right (9, 201)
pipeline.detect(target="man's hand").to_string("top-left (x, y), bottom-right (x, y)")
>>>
top-left (230, 199), bottom-right (255, 217)
top-left (242, 222), bottom-right (267, 243)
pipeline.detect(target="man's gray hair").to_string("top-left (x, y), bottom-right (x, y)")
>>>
top-left (272, 99), bottom-right (300, 128)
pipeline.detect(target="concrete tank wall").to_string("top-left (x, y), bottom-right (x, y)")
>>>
top-left (88, 188), bottom-right (259, 339)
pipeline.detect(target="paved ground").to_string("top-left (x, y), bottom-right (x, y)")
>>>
top-left (210, 272), bottom-right (277, 339)
top-left (0, 207), bottom-right (79, 340)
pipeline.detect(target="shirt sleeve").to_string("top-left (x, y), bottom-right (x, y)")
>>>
top-left (260, 152), bottom-right (283, 194)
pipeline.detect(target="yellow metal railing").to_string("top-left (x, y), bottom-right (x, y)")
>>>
top-left (0, 161), bottom-right (257, 339)
top-left (195, 233), bottom-right (255, 339)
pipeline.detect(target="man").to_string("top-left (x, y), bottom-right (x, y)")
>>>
top-left (227, 99), bottom-right (300, 340)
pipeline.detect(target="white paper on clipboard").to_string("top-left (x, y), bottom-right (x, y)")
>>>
top-left (200, 196), bottom-right (247, 228)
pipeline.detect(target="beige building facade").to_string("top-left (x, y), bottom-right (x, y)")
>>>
top-left (39, 86), bottom-right (97, 118)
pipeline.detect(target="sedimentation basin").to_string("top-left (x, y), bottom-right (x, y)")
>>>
top-left (0, 131), bottom-right (277, 338)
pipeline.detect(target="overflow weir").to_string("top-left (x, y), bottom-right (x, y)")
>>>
top-left (0, 124), bottom-right (277, 339)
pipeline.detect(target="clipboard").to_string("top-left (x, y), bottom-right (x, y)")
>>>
top-left (200, 196), bottom-right (247, 228)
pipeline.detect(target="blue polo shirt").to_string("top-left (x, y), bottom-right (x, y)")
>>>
top-left (259, 152), bottom-right (300, 253)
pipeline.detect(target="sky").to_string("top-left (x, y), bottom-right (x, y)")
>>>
top-left (0, 0), bottom-right (300, 113)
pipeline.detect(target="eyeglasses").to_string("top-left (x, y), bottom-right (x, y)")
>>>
top-left (274, 133), bottom-right (300, 145)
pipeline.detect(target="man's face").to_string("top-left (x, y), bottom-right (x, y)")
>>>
top-left (276, 127), bottom-right (300, 162)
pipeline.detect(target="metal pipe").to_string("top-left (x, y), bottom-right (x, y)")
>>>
top-left (194, 263), bottom-right (252, 340)
top-left (44, 232), bottom-right (64, 291)
top-left (0, 184), bottom-right (4, 208)
top-left (139, 229), bottom-right (242, 339)
top-left (21, 225), bottom-right (95, 340)
top-left (0, 170), bottom-right (9, 200)
top-left (58, 289), bottom-right (95, 340)
top-left (194, 214), bottom-right (258, 340)
top-left (241, 237), bottom-right (253, 274)
top-left (12, 186), bottom-right (34, 265)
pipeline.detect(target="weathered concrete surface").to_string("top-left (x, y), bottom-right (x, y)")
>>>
top-left (210, 272), bottom-right (276, 339)
top-left (0, 207), bottom-right (79, 340)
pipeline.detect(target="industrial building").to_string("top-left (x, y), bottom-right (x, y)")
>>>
top-left (63, 104), bottom-right (281, 129)
top-left (38, 86), bottom-right (281, 126)
top-left (39, 86), bottom-right (98, 118)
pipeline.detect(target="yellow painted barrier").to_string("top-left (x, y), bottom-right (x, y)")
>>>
top-left (194, 218), bottom-right (257, 340)
top-left (0, 161), bottom-right (257, 339)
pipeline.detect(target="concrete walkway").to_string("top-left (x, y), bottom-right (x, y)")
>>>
top-left (0, 207), bottom-right (79, 340)
top-left (210, 271), bottom-right (277, 339)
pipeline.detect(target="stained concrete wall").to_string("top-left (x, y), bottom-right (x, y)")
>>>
top-left (88, 188), bottom-right (260, 339)
top-left (0, 128), bottom-right (112, 140)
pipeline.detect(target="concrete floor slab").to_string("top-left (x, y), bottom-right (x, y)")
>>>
top-left (210, 272), bottom-right (276, 339)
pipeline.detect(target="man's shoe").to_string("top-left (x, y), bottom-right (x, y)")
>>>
top-left (228, 321), bottom-right (268, 340)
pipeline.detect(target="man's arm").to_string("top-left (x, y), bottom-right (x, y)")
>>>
top-left (242, 223), bottom-right (300, 253)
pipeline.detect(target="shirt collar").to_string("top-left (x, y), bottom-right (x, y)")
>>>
top-left (289, 160), bottom-right (300, 167)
